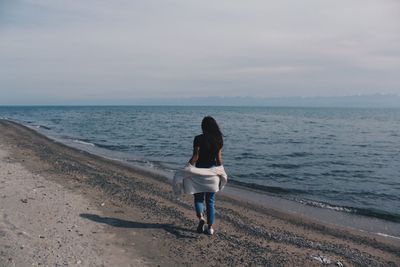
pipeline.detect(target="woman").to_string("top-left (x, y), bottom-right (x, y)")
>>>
top-left (188, 116), bottom-right (223, 235)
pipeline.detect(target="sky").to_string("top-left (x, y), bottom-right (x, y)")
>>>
top-left (0, 0), bottom-right (399, 104)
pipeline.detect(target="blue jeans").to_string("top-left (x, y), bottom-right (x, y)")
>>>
top-left (194, 192), bottom-right (215, 225)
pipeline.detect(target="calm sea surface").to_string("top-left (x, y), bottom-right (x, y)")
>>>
top-left (1, 106), bottom-right (399, 222)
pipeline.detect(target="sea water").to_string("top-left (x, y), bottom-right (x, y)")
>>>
top-left (1, 106), bottom-right (399, 223)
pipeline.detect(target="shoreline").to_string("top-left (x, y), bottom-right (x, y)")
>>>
top-left (12, 118), bottom-right (400, 239)
top-left (3, 113), bottom-right (399, 226)
top-left (223, 185), bottom-right (400, 240)
top-left (1, 119), bottom-right (399, 266)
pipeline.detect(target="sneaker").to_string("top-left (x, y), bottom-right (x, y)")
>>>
top-left (204, 225), bottom-right (214, 235)
top-left (196, 219), bottom-right (206, 233)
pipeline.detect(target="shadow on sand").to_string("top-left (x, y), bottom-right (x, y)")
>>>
top-left (80, 213), bottom-right (197, 239)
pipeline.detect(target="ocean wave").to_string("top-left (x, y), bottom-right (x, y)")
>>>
top-left (285, 152), bottom-right (312, 157)
top-left (296, 198), bottom-right (353, 212)
top-left (269, 163), bottom-right (301, 169)
top-left (37, 125), bottom-right (51, 130)
top-left (375, 232), bottom-right (400, 240)
top-left (236, 152), bottom-right (258, 159)
top-left (72, 139), bottom-right (95, 146)
top-left (229, 179), bottom-right (306, 194)
top-left (329, 161), bottom-right (349, 166)
top-left (229, 179), bottom-right (400, 223)
top-left (351, 144), bottom-right (369, 148)
top-left (295, 198), bottom-right (400, 223)
top-left (93, 143), bottom-right (128, 150)
top-left (50, 118), bottom-right (62, 124)
top-left (126, 159), bottom-right (154, 168)
top-left (287, 140), bottom-right (304, 144)
top-left (236, 172), bottom-right (290, 180)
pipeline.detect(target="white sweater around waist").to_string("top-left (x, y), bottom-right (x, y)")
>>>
top-left (172, 164), bottom-right (228, 195)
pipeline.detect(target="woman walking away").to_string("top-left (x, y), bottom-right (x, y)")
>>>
top-left (188, 116), bottom-right (224, 235)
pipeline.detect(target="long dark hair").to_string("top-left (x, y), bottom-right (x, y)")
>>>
top-left (201, 116), bottom-right (223, 150)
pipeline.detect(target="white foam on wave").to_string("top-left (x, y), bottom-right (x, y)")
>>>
top-left (298, 199), bottom-right (353, 213)
top-left (72, 139), bottom-right (95, 146)
top-left (376, 232), bottom-right (400, 240)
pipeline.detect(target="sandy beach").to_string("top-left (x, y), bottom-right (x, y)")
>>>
top-left (0, 120), bottom-right (399, 267)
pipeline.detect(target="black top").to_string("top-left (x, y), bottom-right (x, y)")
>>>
top-left (193, 134), bottom-right (218, 168)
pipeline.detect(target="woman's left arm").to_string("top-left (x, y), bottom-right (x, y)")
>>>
top-left (216, 148), bottom-right (223, 166)
top-left (189, 146), bottom-right (200, 165)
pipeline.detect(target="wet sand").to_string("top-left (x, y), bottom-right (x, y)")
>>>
top-left (0, 120), bottom-right (399, 266)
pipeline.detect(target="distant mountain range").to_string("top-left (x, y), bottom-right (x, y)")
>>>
top-left (130, 94), bottom-right (400, 108)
